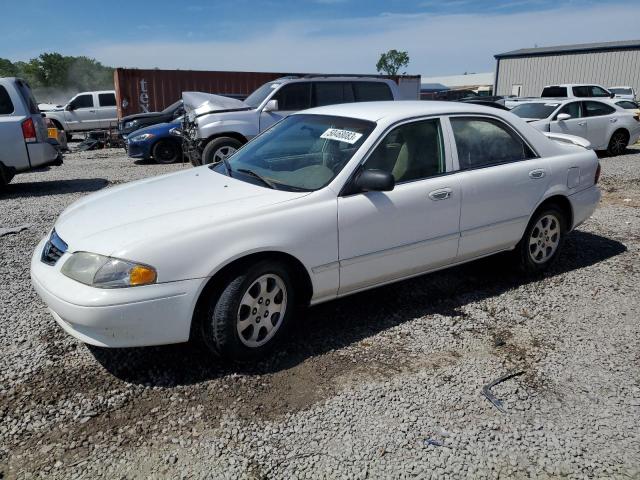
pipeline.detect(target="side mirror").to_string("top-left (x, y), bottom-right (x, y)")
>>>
top-left (355, 169), bottom-right (395, 192)
top-left (610, 92), bottom-right (616, 98)
top-left (556, 113), bottom-right (571, 121)
top-left (263, 99), bottom-right (278, 112)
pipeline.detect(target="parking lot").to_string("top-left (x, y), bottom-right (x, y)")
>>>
top-left (1, 146), bottom-right (639, 479)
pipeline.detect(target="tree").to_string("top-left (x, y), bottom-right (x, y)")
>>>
top-left (0, 58), bottom-right (18, 77)
top-left (376, 50), bottom-right (410, 76)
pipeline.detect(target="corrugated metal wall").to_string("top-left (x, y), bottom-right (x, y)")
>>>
top-left (495, 49), bottom-right (640, 96)
top-left (114, 68), bottom-right (421, 118)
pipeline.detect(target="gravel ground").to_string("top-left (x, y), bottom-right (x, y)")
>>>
top-left (1, 145), bottom-right (639, 479)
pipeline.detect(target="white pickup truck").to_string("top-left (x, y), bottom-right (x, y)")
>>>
top-left (505, 84), bottom-right (614, 109)
top-left (42, 90), bottom-right (117, 140)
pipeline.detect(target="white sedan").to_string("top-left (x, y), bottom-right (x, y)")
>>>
top-left (510, 98), bottom-right (640, 156)
top-left (31, 102), bottom-right (601, 360)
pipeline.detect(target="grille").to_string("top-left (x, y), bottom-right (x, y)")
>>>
top-left (41, 230), bottom-right (68, 266)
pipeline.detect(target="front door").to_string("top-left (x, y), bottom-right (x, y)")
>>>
top-left (338, 118), bottom-right (460, 294)
top-left (550, 101), bottom-right (587, 139)
top-left (64, 93), bottom-right (98, 131)
top-left (448, 116), bottom-right (550, 260)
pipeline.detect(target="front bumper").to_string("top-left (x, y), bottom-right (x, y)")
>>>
top-left (30, 238), bottom-right (203, 348)
top-left (125, 140), bottom-right (151, 159)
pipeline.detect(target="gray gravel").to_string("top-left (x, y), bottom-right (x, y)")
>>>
top-left (1, 146), bottom-right (639, 479)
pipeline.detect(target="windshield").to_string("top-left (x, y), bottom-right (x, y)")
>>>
top-left (610, 88), bottom-right (633, 95)
top-left (244, 82), bottom-right (280, 108)
top-left (162, 100), bottom-right (182, 114)
top-left (511, 102), bottom-right (559, 119)
top-left (211, 114), bottom-right (375, 191)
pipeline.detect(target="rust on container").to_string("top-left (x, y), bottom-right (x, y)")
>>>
top-left (114, 68), bottom-right (421, 118)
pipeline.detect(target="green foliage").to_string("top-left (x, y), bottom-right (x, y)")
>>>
top-left (0, 53), bottom-right (113, 92)
top-left (376, 49), bottom-right (410, 76)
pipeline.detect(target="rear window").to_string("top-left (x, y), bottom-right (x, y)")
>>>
top-left (15, 79), bottom-right (39, 114)
top-left (98, 93), bottom-right (116, 107)
top-left (617, 100), bottom-right (638, 109)
top-left (510, 102), bottom-right (559, 119)
top-left (610, 87), bottom-right (633, 95)
top-left (584, 101), bottom-right (616, 117)
top-left (541, 86), bottom-right (567, 97)
top-left (0, 86), bottom-right (14, 114)
top-left (353, 82), bottom-right (393, 102)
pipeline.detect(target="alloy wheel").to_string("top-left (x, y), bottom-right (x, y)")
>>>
top-left (212, 146), bottom-right (237, 164)
top-left (236, 274), bottom-right (287, 348)
top-left (610, 132), bottom-right (627, 155)
top-left (528, 214), bottom-right (561, 264)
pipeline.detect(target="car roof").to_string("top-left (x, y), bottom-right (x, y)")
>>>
top-left (298, 100), bottom-right (512, 122)
top-left (543, 84), bottom-right (606, 88)
top-left (276, 76), bottom-right (395, 85)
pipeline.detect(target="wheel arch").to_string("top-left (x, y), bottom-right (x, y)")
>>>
top-left (189, 250), bottom-right (313, 340)
top-left (49, 118), bottom-right (64, 131)
top-left (151, 136), bottom-right (182, 155)
top-left (204, 131), bottom-right (248, 146)
top-left (532, 194), bottom-right (574, 231)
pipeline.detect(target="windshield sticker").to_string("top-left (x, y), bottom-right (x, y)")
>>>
top-left (320, 128), bottom-right (363, 144)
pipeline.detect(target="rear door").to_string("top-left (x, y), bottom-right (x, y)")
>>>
top-left (550, 101), bottom-right (587, 139)
top-left (449, 115), bottom-right (549, 260)
top-left (64, 93), bottom-right (98, 131)
top-left (583, 101), bottom-right (618, 149)
top-left (95, 92), bottom-right (117, 129)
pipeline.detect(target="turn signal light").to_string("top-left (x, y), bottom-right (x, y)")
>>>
top-left (130, 265), bottom-right (157, 286)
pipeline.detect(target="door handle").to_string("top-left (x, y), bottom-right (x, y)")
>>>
top-left (428, 188), bottom-right (452, 201)
top-left (529, 169), bottom-right (546, 179)
top-left (577, 121), bottom-right (586, 126)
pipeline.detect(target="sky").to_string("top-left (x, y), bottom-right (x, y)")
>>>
top-left (2, 0), bottom-right (640, 76)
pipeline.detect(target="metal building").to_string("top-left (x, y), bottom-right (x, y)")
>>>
top-left (494, 40), bottom-right (640, 97)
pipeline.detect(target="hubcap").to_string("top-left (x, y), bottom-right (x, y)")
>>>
top-left (236, 274), bottom-right (287, 348)
top-left (528, 214), bottom-right (561, 264)
top-left (212, 145), bottom-right (237, 164)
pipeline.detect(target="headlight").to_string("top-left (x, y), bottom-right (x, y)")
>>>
top-left (130, 133), bottom-right (154, 142)
top-left (61, 252), bottom-right (157, 288)
top-left (169, 127), bottom-right (182, 136)
top-left (124, 120), bottom-right (138, 129)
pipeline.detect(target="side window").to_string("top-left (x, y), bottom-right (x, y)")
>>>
top-left (313, 82), bottom-right (345, 107)
top-left (450, 117), bottom-right (535, 169)
top-left (617, 101), bottom-right (638, 109)
top-left (541, 86), bottom-right (567, 97)
top-left (98, 93), bottom-right (116, 107)
top-left (70, 94), bottom-right (94, 109)
top-left (584, 101), bottom-right (615, 117)
top-left (274, 83), bottom-right (311, 111)
top-left (353, 82), bottom-right (393, 102)
top-left (15, 79), bottom-right (39, 114)
top-left (556, 102), bottom-right (582, 119)
top-left (0, 86), bottom-right (14, 114)
top-left (364, 119), bottom-right (445, 183)
top-left (572, 86), bottom-right (590, 97)
top-left (590, 86), bottom-right (610, 97)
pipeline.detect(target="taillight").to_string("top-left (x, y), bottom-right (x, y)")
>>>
top-left (22, 118), bottom-right (37, 143)
top-left (594, 162), bottom-right (601, 185)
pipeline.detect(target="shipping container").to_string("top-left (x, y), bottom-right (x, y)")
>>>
top-left (114, 68), bottom-right (420, 118)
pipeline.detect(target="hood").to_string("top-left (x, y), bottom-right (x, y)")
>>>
top-left (121, 111), bottom-right (171, 123)
top-left (54, 167), bottom-right (308, 257)
top-left (182, 92), bottom-right (250, 118)
top-left (127, 120), bottom-right (180, 138)
top-left (38, 103), bottom-right (63, 112)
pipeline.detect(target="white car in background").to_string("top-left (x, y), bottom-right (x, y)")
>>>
top-left (609, 86), bottom-right (636, 101)
top-left (510, 98), bottom-right (640, 155)
top-left (505, 84), bottom-right (614, 109)
top-left (42, 90), bottom-right (117, 140)
top-left (31, 101), bottom-right (601, 361)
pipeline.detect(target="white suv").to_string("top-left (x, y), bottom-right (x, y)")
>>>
top-left (183, 77), bottom-right (402, 165)
top-left (43, 90), bottom-right (117, 140)
top-left (0, 77), bottom-right (62, 187)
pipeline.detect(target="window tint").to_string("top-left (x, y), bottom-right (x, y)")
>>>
top-left (584, 101), bottom-right (615, 117)
top-left (313, 82), bottom-right (351, 107)
top-left (15, 79), bottom-right (39, 114)
top-left (610, 87), bottom-right (633, 95)
top-left (365, 119), bottom-right (445, 183)
top-left (98, 93), bottom-right (116, 107)
top-left (511, 102), bottom-right (559, 119)
top-left (353, 82), bottom-right (393, 102)
top-left (556, 102), bottom-right (582, 119)
top-left (0, 86), bottom-right (14, 114)
top-left (274, 83), bottom-right (311, 110)
top-left (572, 86), bottom-right (591, 97)
top-left (541, 86), bottom-right (567, 97)
top-left (71, 94), bottom-right (94, 109)
top-left (450, 117), bottom-right (535, 169)
top-left (590, 86), bottom-right (610, 97)
top-left (617, 100), bottom-right (638, 109)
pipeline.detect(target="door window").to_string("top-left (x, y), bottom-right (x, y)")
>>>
top-left (572, 86), bottom-right (590, 97)
top-left (98, 93), bottom-right (116, 107)
top-left (273, 83), bottom-right (311, 110)
top-left (450, 117), bottom-right (535, 169)
top-left (70, 94), bottom-right (94, 109)
top-left (0, 86), bottom-right (14, 114)
top-left (555, 101), bottom-right (582, 119)
top-left (541, 86), bottom-right (567, 97)
top-left (313, 82), bottom-right (353, 107)
top-left (617, 100), bottom-right (638, 109)
top-left (584, 101), bottom-right (615, 117)
top-left (364, 119), bottom-right (445, 183)
top-left (353, 82), bottom-right (393, 102)
top-left (590, 86), bottom-right (611, 97)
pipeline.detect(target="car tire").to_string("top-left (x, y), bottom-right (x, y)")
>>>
top-left (517, 205), bottom-right (566, 274)
top-left (607, 130), bottom-right (628, 156)
top-left (200, 260), bottom-right (296, 361)
top-left (0, 164), bottom-right (14, 188)
top-left (152, 139), bottom-right (181, 164)
top-left (201, 137), bottom-right (242, 166)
